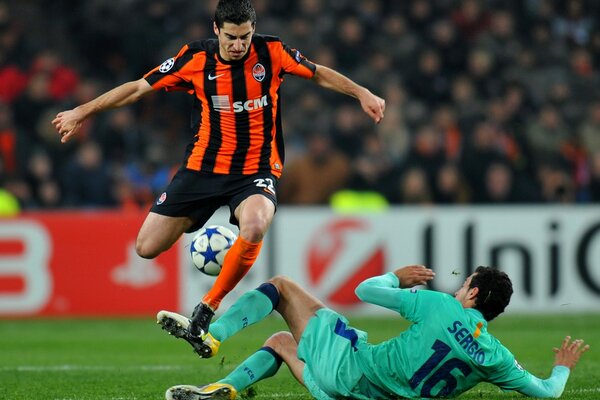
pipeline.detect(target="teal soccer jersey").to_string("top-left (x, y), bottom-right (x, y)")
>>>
top-left (298, 273), bottom-right (570, 399)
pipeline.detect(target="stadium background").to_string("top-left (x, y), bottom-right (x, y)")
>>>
top-left (1, 1), bottom-right (600, 399)
top-left (2, 0), bottom-right (600, 209)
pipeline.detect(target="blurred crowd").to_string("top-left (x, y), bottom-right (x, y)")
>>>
top-left (1, 0), bottom-right (600, 211)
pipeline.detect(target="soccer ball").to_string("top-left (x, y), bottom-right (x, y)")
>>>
top-left (190, 225), bottom-right (237, 276)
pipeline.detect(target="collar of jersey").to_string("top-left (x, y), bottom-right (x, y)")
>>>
top-left (465, 308), bottom-right (487, 327)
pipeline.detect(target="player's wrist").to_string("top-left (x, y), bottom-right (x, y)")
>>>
top-left (390, 271), bottom-right (402, 287)
top-left (75, 104), bottom-right (93, 118)
top-left (553, 362), bottom-right (572, 370)
top-left (355, 86), bottom-right (370, 100)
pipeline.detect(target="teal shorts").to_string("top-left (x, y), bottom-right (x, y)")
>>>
top-left (298, 308), bottom-right (367, 399)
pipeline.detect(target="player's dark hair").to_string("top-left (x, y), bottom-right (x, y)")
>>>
top-left (469, 266), bottom-right (513, 321)
top-left (214, 0), bottom-right (256, 28)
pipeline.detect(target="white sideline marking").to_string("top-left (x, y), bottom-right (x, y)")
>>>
top-left (3, 364), bottom-right (184, 372)
top-left (566, 388), bottom-right (600, 394)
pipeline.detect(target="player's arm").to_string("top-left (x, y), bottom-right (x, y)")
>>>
top-left (354, 265), bottom-right (435, 313)
top-left (311, 64), bottom-right (385, 124)
top-left (53, 78), bottom-right (154, 143)
top-left (495, 337), bottom-right (589, 398)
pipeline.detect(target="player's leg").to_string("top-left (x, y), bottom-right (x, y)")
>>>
top-left (204, 276), bottom-right (323, 345)
top-left (165, 332), bottom-right (301, 400)
top-left (191, 192), bottom-right (276, 338)
top-left (261, 331), bottom-right (304, 384)
top-left (159, 275), bottom-right (322, 359)
top-left (136, 212), bottom-right (194, 259)
top-left (138, 168), bottom-right (219, 259)
top-left (202, 194), bottom-right (275, 308)
top-left (204, 275), bottom-right (324, 345)
top-left (186, 271), bottom-right (322, 352)
top-left (157, 280), bottom-right (280, 358)
top-left (218, 332), bottom-right (300, 391)
top-left (269, 275), bottom-right (326, 343)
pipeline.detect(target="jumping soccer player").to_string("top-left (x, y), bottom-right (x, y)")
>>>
top-left (52, 0), bottom-right (385, 348)
top-left (161, 265), bottom-right (589, 399)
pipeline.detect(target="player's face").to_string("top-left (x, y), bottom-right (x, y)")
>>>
top-left (454, 274), bottom-right (475, 303)
top-left (214, 21), bottom-right (255, 61)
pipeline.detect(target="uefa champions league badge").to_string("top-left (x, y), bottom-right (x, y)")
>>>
top-left (159, 58), bottom-right (175, 73)
top-left (156, 192), bottom-right (167, 205)
top-left (252, 63), bottom-right (266, 82)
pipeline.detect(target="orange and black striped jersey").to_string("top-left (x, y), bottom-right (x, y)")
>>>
top-left (143, 34), bottom-right (316, 178)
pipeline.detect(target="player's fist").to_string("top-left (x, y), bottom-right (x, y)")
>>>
top-left (553, 336), bottom-right (590, 369)
top-left (393, 265), bottom-right (435, 288)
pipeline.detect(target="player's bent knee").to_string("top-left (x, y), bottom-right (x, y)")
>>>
top-left (264, 331), bottom-right (295, 353)
top-left (268, 275), bottom-right (294, 292)
top-left (135, 238), bottom-right (161, 259)
top-left (239, 220), bottom-right (268, 242)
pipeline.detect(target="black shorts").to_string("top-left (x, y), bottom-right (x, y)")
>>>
top-left (150, 168), bottom-right (278, 233)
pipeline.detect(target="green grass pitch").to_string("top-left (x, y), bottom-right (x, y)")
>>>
top-left (1, 314), bottom-right (598, 399)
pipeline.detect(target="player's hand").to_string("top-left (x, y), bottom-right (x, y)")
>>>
top-left (359, 89), bottom-right (385, 124)
top-left (553, 336), bottom-right (590, 369)
top-left (393, 265), bottom-right (435, 288)
top-left (52, 108), bottom-right (85, 143)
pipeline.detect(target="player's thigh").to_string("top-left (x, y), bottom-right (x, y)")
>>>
top-left (234, 194), bottom-right (275, 239)
top-left (269, 276), bottom-right (325, 343)
top-left (136, 212), bottom-right (194, 257)
top-left (229, 173), bottom-right (277, 236)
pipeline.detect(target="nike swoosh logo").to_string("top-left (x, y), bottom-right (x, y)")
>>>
top-left (208, 73), bottom-right (224, 81)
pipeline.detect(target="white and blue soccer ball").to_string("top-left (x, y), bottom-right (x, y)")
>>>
top-left (190, 225), bottom-right (237, 276)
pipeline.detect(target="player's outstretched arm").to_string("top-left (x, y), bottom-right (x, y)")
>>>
top-left (52, 78), bottom-right (154, 143)
top-left (311, 64), bottom-right (385, 123)
top-left (509, 337), bottom-right (589, 398)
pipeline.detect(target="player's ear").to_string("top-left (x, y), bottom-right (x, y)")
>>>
top-left (467, 286), bottom-right (479, 301)
top-left (213, 21), bottom-right (220, 36)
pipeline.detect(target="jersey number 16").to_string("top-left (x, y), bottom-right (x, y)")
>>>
top-left (409, 339), bottom-right (473, 397)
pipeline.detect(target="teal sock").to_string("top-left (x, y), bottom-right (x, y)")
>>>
top-left (219, 347), bottom-right (283, 391)
top-left (210, 289), bottom-right (274, 342)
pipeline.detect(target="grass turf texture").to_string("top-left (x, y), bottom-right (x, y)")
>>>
top-left (1, 315), bottom-right (598, 400)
